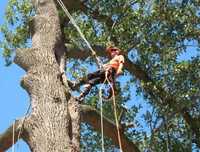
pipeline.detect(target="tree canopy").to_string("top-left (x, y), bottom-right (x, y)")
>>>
top-left (1, 0), bottom-right (200, 151)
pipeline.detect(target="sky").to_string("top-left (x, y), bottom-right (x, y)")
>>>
top-left (0, 0), bottom-right (30, 151)
top-left (0, 0), bottom-right (199, 152)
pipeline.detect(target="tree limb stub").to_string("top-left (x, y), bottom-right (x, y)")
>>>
top-left (14, 48), bottom-right (39, 71)
top-left (0, 120), bottom-right (23, 152)
top-left (80, 105), bottom-right (140, 152)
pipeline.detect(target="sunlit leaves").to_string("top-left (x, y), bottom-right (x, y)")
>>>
top-left (68, 1), bottom-right (200, 151)
top-left (0, 0), bottom-right (33, 65)
top-left (1, 0), bottom-right (200, 151)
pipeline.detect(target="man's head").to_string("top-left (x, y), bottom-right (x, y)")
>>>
top-left (106, 46), bottom-right (121, 58)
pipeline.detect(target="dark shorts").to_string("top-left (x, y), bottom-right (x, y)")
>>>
top-left (87, 68), bottom-right (116, 86)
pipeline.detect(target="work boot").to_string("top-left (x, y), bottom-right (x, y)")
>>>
top-left (68, 76), bottom-right (88, 90)
top-left (77, 84), bottom-right (92, 102)
top-left (68, 80), bottom-right (83, 90)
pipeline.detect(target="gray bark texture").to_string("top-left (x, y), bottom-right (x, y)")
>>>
top-left (0, 0), bottom-right (140, 152)
top-left (14, 0), bottom-right (80, 151)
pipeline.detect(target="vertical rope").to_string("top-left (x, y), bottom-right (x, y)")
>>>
top-left (12, 120), bottom-right (15, 152)
top-left (99, 87), bottom-right (105, 152)
top-left (56, 0), bottom-right (103, 69)
top-left (99, 78), bottom-right (108, 152)
top-left (110, 86), bottom-right (123, 152)
top-left (105, 71), bottom-right (123, 152)
top-left (16, 102), bottom-right (32, 151)
top-left (17, 103), bottom-right (31, 141)
top-left (56, 0), bottom-right (122, 151)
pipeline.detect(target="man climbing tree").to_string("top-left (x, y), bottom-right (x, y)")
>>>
top-left (0, 0), bottom-right (200, 152)
top-left (68, 44), bottom-right (125, 101)
top-left (0, 0), bottom-right (140, 152)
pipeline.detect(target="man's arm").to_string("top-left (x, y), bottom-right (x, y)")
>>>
top-left (116, 55), bottom-right (124, 76)
top-left (116, 63), bottom-right (124, 76)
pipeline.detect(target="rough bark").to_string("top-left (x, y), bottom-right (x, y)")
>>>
top-left (7, 0), bottom-right (196, 150)
top-left (13, 0), bottom-right (80, 151)
top-left (0, 0), bottom-right (140, 152)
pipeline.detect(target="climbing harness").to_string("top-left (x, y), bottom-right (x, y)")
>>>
top-left (102, 69), bottom-right (115, 100)
top-left (56, 0), bottom-right (123, 151)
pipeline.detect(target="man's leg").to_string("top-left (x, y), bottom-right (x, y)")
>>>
top-left (77, 70), bottom-right (106, 101)
top-left (77, 77), bottom-right (104, 101)
top-left (77, 84), bottom-right (92, 100)
top-left (68, 70), bottom-right (103, 90)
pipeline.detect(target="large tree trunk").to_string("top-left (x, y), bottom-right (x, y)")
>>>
top-left (0, 0), bottom-right (140, 152)
top-left (14, 0), bottom-right (80, 151)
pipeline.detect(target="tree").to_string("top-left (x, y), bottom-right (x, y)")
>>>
top-left (0, 0), bottom-right (199, 152)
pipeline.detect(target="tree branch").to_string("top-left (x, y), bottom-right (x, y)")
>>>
top-left (0, 120), bottom-right (23, 152)
top-left (66, 43), bottom-right (200, 147)
top-left (78, 2), bottom-right (114, 28)
top-left (65, 43), bottom-right (106, 59)
top-left (182, 109), bottom-right (200, 146)
top-left (80, 105), bottom-right (140, 152)
top-left (66, 43), bottom-right (150, 80)
top-left (61, 0), bottom-right (114, 27)
top-left (14, 48), bottom-right (39, 71)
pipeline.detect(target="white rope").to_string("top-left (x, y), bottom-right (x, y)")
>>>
top-left (17, 103), bottom-right (31, 141)
top-left (99, 86), bottom-right (105, 152)
top-left (12, 120), bottom-right (15, 152)
top-left (56, 0), bottom-right (103, 69)
top-left (98, 70), bottom-right (123, 151)
top-left (56, 0), bottom-right (122, 151)
top-left (105, 71), bottom-right (123, 152)
top-left (99, 77), bottom-right (109, 152)
top-left (110, 87), bottom-right (123, 152)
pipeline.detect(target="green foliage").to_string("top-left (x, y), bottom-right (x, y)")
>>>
top-left (67, 1), bottom-right (200, 151)
top-left (0, 0), bottom-right (33, 65)
top-left (2, 0), bottom-right (200, 151)
top-left (81, 123), bottom-right (115, 152)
